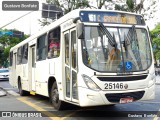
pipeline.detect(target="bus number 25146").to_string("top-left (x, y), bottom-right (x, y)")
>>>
top-left (104, 83), bottom-right (125, 89)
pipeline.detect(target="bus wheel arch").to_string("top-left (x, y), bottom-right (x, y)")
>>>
top-left (48, 77), bottom-right (56, 98)
top-left (48, 77), bottom-right (67, 110)
top-left (17, 76), bottom-right (29, 96)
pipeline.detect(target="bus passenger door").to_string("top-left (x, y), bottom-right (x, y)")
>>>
top-left (64, 28), bottom-right (78, 103)
top-left (31, 46), bottom-right (36, 91)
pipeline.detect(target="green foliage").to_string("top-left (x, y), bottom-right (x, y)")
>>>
top-left (127, 0), bottom-right (135, 12)
top-left (150, 24), bottom-right (160, 60)
top-left (97, 0), bottom-right (112, 9)
top-left (115, 4), bottom-right (127, 11)
top-left (38, 18), bottom-right (51, 26)
top-left (115, 0), bottom-right (144, 13)
top-left (0, 29), bottom-right (29, 67)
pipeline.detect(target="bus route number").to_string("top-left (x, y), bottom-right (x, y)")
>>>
top-left (104, 83), bottom-right (124, 89)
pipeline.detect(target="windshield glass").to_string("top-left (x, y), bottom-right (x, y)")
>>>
top-left (0, 69), bottom-right (9, 73)
top-left (82, 26), bottom-right (152, 72)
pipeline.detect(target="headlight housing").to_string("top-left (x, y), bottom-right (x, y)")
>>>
top-left (148, 73), bottom-right (156, 87)
top-left (82, 74), bottom-right (101, 91)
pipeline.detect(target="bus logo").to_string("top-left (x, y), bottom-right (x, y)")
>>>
top-left (124, 84), bottom-right (128, 89)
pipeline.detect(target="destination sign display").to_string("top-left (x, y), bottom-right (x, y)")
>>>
top-left (80, 11), bottom-right (145, 25)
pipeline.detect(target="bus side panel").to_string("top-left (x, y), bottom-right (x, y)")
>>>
top-left (34, 58), bottom-right (63, 97)
top-left (34, 60), bottom-right (49, 96)
top-left (21, 64), bottom-right (29, 91)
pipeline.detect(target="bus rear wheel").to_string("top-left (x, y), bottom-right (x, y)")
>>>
top-left (18, 80), bottom-right (29, 96)
top-left (51, 82), bottom-right (66, 110)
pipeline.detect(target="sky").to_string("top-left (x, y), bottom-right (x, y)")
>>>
top-left (0, 0), bottom-right (46, 35)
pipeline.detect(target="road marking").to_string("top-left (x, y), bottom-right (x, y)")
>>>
top-left (43, 107), bottom-right (56, 109)
top-left (153, 109), bottom-right (160, 120)
top-left (61, 111), bottom-right (78, 120)
top-left (17, 97), bottom-right (61, 120)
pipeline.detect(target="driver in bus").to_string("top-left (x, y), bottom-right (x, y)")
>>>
top-left (107, 48), bottom-right (121, 71)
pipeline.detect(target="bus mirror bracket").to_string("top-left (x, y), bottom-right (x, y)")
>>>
top-left (77, 23), bottom-right (84, 39)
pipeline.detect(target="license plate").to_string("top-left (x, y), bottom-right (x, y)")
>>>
top-left (120, 97), bottom-right (133, 104)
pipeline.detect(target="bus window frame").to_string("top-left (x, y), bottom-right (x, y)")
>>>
top-left (47, 26), bottom-right (61, 59)
top-left (36, 33), bottom-right (47, 61)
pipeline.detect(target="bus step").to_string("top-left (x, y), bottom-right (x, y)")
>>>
top-left (30, 91), bottom-right (36, 95)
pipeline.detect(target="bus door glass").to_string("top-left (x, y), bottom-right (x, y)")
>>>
top-left (64, 28), bottom-right (78, 102)
top-left (31, 46), bottom-right (36, 91)
top-left (13, 52), bottom-right (17, 87)
top-left (14, 53), bottom-right (17, 69)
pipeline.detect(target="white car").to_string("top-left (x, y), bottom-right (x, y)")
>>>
top-left (0, 68), bottom-right (9, 80)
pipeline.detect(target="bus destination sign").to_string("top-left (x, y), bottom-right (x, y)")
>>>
top-left (80, 11), bottom-right (145, 25)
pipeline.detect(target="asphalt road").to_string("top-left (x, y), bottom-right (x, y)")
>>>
top-left (0, 79), bottom-right (160, 120)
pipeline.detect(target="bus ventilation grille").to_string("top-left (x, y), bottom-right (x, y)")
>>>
top-left (97, 75), bottom-right (148, 81)
top-left (105, 91), bottom-right (145, 103)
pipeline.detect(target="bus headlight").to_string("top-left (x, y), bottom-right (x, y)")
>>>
top-left (82, 74), bottom-right (101, 91)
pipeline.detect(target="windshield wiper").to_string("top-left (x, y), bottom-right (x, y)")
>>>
top-left (131, 25), bottom-right (139, 48)
top-left (99, 23), bottom-right (117, 49)
top-left (130, 25), bottom-right (142, 70)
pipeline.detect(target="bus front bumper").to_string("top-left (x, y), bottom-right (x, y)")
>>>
top-left (78, 84), bottom-right (155, 107)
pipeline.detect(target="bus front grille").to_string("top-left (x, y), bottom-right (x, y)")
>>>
top-left (105, 91), bottom-right (145, 103)
top-left (97, 75), bottom-right (148, 81)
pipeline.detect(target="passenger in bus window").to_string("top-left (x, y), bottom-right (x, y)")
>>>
top-left (48, 38), bottom-right (60, 58)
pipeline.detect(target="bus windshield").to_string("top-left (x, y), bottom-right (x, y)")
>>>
top-left (82, 25), bottom-right (152, 72)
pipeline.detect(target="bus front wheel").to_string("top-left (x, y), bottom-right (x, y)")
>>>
top-left (51, 82), bottom-right (66, 110)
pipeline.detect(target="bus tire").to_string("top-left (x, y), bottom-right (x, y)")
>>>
top-left (51, 82), bottom-right (66, 110)
top-left (18, 80), bottom-right (28, 96)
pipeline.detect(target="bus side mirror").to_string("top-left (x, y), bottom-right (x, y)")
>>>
top-left (77, 23), bottom-right (84, 39)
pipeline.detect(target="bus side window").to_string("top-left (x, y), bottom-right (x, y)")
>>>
top-left (71, 30), bottom-right (77, 69)
top-left (65, 33), bottom-right (69, 65)
top-left (9, 51), bottom-right (13, 66)
top-left (37, 33), bottom-right (47, 61)
top-left (17, 47), bottom-right (22, 65)
top-left (22, 43), bottom-right (28, 64)
top-left (48, 27), bottom-right (61, 58)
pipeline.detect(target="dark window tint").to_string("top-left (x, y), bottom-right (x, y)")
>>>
top-left (71, 30), bottom-right (77, 69)
top-left (37, 34), bottom-right (47, 61)
top-left (17, 47), bottom-right (22, 64)
top-left (65, 33), bottom-right (69, 65)
top-left (22, 44), bottom-right (28, 64)
top-left (9, 52), bottom-right (13, 66)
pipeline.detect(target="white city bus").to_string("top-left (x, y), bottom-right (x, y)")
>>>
top-left (9, 9), bottom-right (155, 110)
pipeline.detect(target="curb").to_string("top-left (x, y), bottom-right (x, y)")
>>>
top-left (0, 86), bottom-right (7, 97)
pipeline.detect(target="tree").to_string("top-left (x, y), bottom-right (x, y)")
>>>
top-left (46, 0), bottom-right (90, 14)
top-left (96, 0), bottom-right (112, 9)
top-left (115, 0), bottom-right (144, 14)
top-left (0, 29), bottom-right (29, 67)
top-left (150, 24), bottom-right (160, 60)
top-left (39, 0), bottom-right (90, 26)
top-left (38, 18), bottom-right (51, 26)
